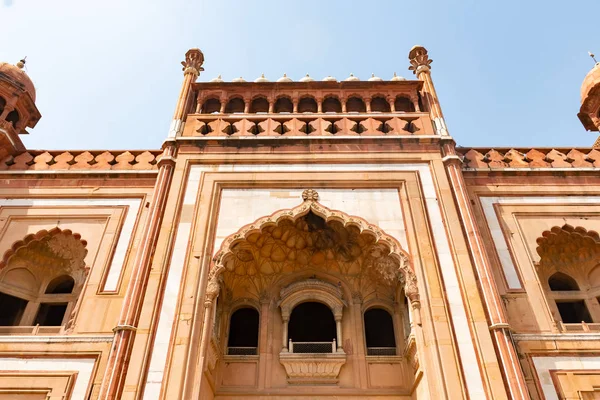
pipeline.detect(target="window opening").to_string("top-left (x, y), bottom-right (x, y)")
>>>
top-left (370, 96), bottom-right (390, 112)
top-left (395, 96), bottom-right (415, 112)
top-left (274, 97), bottom-right (293, 113)
top-left (227, 307), bottom-right (259, 355)
top-left (250, 97), bottom-right (269, 113)
top-left (298, 97), bottom-right (317, 113)
top-left (34, 303), bottom-right (68, 326)
top-left (225, 98), bottom-right (245, 113)
top-left (322, 97), bottom-right (341, 113)
top-left (201, 98), bottom-right (221, 114)
top-left (549, 272), bottom-right (580, 291)
top-left (346, 96), bottom-right (366, 113)
top-left (0, 292), bottom-right (28, 326)
top-left (556, 300), bottom-right (592, 323)
top-left (288, 302), bottom-right (336, 353)
top-left (364, 308), bottom-right (396, 355)
top-left (46, 275), bottom-right (75, 294)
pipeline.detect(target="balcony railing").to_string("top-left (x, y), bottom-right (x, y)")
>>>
top-left (367, 347), bottom-right (397, 356)
top-left (227, 346), bottom-right (258, 355)
top-left (0, 325), bottom-right (63, 335)
top-left (288, 339), bottom-right (336, 354)
top-left (559, 321), bottom-right (600, 333)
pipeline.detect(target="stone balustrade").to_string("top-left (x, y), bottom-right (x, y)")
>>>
top-left (181, 113), bottom-right (435, 138)
top-left (460, 147), bottom-right (600, 169)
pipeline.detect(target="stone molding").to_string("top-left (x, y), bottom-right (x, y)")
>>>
top-left (278, 278), bottom-right (347, 320)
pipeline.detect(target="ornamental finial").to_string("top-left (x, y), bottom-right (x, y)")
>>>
top-left (302, 189), bottom-right (319, 202)
top-left (408, 45), bottom-right (432, 75)
top-left (181, 48), bottom-right (205, 76)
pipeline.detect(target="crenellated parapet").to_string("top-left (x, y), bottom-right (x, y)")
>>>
top-left (459, 147), bottom-right (600, 169)
top-left (0, 149), bottom-right (161, 171)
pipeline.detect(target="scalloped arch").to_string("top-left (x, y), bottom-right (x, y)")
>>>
top-left (0, 227), bottom-right (88, 270)
top-left (211, 196), bottom-right (417, 300)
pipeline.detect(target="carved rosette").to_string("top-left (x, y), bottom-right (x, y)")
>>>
top-left (408, 45), bottom-right (433, 75)
top-left (181, 48), bottom-right (205, 76)
top-left (302, 189), bottom-right (319, 202)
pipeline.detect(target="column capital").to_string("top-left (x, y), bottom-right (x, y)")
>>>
top-left (408, 45), bottom-right (432, 76)
top-left (181, 48), bottom-right (205, 77)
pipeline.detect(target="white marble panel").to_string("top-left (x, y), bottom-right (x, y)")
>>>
top-left (0, 357), bottom-right (96, 399)
top-left (532, 356), bottom-right (600, 400)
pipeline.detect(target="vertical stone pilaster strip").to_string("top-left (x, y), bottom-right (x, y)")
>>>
top-left (97, 49), bottom-right (203, 400)
top-left (442, 141), bottom-right (529, 400)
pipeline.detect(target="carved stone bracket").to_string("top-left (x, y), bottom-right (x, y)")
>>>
top-left (279, 352), bottom-right (347, 384)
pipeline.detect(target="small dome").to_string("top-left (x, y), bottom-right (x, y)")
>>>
top-left (581, 63), bottom-right (600, 103)
top-left (210, 74), bottom-right (224, 83)
top-left (368, 73), bottom-right (383, 82)
top-left (322, 75), bottom-right (337, 82)
top-left (0, 60), bottom-right (36, 101)
top-left (391, 72), bottom-right (406, 81)
top-left (277, 73), bottom-right (293, 83)
top-left (232, 76), bottom-right (246, 83)
top-left (300, 74), bottom-right (314, 82)
top-left (254, 73), bottom-right (269, 83)
top-left (345, 73), bottom-right (360, 81)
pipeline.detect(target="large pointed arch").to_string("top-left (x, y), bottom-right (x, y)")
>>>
top-left (209, 189), bottom-right (417, 302)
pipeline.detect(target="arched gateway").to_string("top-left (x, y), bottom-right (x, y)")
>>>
top-left (195, 190), bottom-right (420, 391)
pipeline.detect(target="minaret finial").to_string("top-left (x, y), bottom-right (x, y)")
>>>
top-left (181, 48), bottom-right (204, 76)
top-left (16, 57), bottom-right (26, 69)
top-left (589, 51), bottom-right (598, 65)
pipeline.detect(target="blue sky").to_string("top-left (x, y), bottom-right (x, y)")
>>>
top-left (1, 0), bottom-right (598, 150)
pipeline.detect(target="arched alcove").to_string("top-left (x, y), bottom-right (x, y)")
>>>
top-left (346, 96), bottom-right (366, 113)
top-left (274, 97), bottom-right (293, 113)
top-left (371, 96), bottom-right (390, 112)
top-left (298, 96), bottom-right (317, 113)
top-left (394, 96), bottom-right (415, 112)
top-left (225, 97), bottom-right (245, 113)
top-left (250, 97), bottom-right (269, 113)
top-left (322, 97), bottom-right (342, 113)
top-left (201, 98), bottom-right (221, 114)
top-left (0, 228), bottom-right (88, 330)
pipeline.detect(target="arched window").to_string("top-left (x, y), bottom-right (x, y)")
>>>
top-left (548, 272), bottom-right (579, 291)
top-left (249, 97), bottom-right (269, 113)
top-left (346, 96), bottom-right (366, 113)
top-left (394, 96), bottom-right (415, 112)
top-left (288, 302), bottom-right (336, 353)
top-left (0, 229), bottom-right (88, 331)
top-left (225, 97), bottom-right (245, 113)
top-left (201, 98), bottom-right (221, 114)
top-left (6, 109), bottom-right (19, 128)
top-left (322, 96), bottom-right (342, 113)
top-left (370, 96), bottom-right (390, 113)
top-left (46, 275), bottom-right (75, 294)
top-left (298, 97), bottom-right (317, 113)
top-left (364, 308), bottom-right (396, 355)
top-left (274, 97), bottom-right (293, 113)
top-left (227, 307), bottom-right (259, 355)
top-left (0, 96), bottom-right (5, 116)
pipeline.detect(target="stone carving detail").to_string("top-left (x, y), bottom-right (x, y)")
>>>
top-left (460, 147), bottom-right (600, 169)
top-left (0, 227), bottom-right (88, 275)
top-left (181, 49), bottom-right (205, 76)
top-left (0, 150), bottom-right (160, 171)
top-left (278, 353), bottom-right (347, 384)
top-left (210, 198), bottom-right (416, 303)
top-left (408, 45), bottom-right (432, 75)
top-left (536, 224), bottom-right (600, 272)
top-left (301, 189), bottom-right (319, 202)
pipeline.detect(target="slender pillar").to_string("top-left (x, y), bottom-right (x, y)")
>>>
top-left (408, 46), bottom-right (448, 135)
top-left (442, 140), bottom-right (529, 400)
top-left (97, 49), bottom-right (203, 400)
top-left (282, 316), bottom-right (289, 352)
top-left (335, 317), bottom-right (343, 352)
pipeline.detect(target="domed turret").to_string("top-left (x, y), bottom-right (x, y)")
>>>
top-left (578, 58), bottom-right (600, 135)
top-left (277, 73), bottom-right (293, 83)
top-left (345, 73), bottom-right (359, 82)
top-left (254, 73), bottom-right (269, 83)
top-left (300, 74), bottom-right (314, 82)
top-left (0, 58), bottom-right (41, 158)
top-left (0, 60), bottom-right (36, 101)
top-left (368, 73), bottom-right (382, 82)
